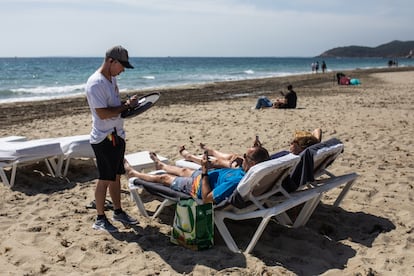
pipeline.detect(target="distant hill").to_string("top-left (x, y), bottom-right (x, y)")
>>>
top-left (318, 40), bottom-right (414, 58)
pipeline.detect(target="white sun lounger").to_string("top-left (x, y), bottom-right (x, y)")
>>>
top-left (125, 151), bottom-right (168, 171)
top-left (0, 139), bottom-right (64, 187)
top-left (128, 153), bottom-right (308, 253)
top-left (52, 135), bottom-right (96, 177)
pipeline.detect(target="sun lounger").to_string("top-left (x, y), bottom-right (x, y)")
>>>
top-left (125, 151), bottom-right (168, 171)
top-left (128, 153), bottom-right (307, 252)
top-left (0, 139), bottom-right (64, 187)
top-left (165, 138), bottom-right (357, 252)
top-left (51, 135), bottom-right (96, 177)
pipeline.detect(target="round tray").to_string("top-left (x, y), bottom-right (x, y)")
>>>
top-left (121, 92), bottom-right (160, 119)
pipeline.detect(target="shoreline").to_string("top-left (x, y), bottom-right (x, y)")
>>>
top-left (1, 66), bottom-right (413, 127)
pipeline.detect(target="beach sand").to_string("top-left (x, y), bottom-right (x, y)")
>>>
top-left (0, 67), bottom-right (413, 275)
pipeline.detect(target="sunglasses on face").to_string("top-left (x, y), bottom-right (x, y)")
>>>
top-left (243, 153), bottom-right (254, 162)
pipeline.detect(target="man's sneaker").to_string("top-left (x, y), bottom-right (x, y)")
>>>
top-left (92, 217), bottom-right (118, 232)
top-left (112, 211), bottom-right (138, 225)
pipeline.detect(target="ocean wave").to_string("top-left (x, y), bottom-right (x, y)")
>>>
top-left (11, 83), bottom-right (85, 95)
top-left (142, 76), bottom-right (155, 80)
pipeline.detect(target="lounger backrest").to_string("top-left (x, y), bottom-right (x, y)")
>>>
top-left (224, 154), bottom-right (300, 209)
top-left (313, 143), bottom-right (344, 178)
top-left (236, 153), bottom-right (300, 199)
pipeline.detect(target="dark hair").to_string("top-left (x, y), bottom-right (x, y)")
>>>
top-left (251, 146), bottom-right (270, 164)
top-left (287, 84), bottom-right (293, 90)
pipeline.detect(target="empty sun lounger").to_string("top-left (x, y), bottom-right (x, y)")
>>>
top-left (125, 151), bottom-right (168, 171)
top-left (0, 139), bottom-right (64, 187)
top-left (52, 135), bottom-right (96, 177)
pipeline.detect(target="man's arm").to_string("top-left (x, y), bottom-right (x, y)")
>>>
top-left (95, 96), bottom-right (138, 119)
top-left (200, 152), bottom-right (214, 203)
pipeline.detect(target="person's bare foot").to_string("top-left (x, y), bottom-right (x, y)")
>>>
top-left (179, 145), bottom-right (191, 160)
top-left (312, 128), bottom-right (323, 142)
top-left (149, 152), bottom-right (164, 170)
top-left (124, 159), bottom-right (135, 178)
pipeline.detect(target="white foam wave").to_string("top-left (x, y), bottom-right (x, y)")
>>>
top-left (11, 83), bottom-right (85, 94)
top-left (244, 70), bottom-right (254, 74)
top-left (142, 76), bottom-right (155, 80)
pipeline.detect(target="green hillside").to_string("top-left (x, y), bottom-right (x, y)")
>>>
top-left (318, 40), bottom-right (414, 58)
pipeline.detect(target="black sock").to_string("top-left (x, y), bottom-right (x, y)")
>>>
top-left (114, 208), bottom-right (123, 215)
top-left (97, 214), bottom-right (106, 220)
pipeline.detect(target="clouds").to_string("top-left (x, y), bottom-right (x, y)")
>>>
top-left (1, 0), bottom-right (413, 57)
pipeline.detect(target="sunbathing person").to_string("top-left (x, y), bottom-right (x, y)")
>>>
top-left (179, 128), bottom-right (322, 169)
top-left (179, 135), bottom-right (262, 169)
top-left (125, 146), bottom-right (270, 204)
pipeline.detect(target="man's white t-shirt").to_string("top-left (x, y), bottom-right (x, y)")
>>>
top-left (86, 71), bottom-right (126, 144)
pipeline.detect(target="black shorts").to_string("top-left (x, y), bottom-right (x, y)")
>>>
top-left (91, 136), bottom-right (126, 181)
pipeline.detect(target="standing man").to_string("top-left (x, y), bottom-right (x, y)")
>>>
top-left (86, 45), bottom-right (138, 232)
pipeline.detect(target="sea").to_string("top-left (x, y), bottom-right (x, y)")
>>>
top-left (1, 57), bottom-right (413, 103)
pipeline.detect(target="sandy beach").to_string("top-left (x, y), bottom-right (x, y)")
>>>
top-left (1, 67), bottom-right (413, 275)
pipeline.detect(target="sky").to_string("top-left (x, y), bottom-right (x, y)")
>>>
top-left (1, 0), bottom-right (413, 57)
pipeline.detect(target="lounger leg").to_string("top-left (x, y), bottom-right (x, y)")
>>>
top-left (63, 158), bottom-right (71, 177)
top-left (130, 188), bottom-right (149, 217)
top-left (0, 168), bottom-right (11, 187)
top-left (214, 213), bottom-right (242, 253)
top-left (293, 194), bottom-right (322, 228)
top-left (10, 163), bottom-right (18, 187)
top-left (152, 199), bottom-right (176, 219)
top-left (333, 179), bottom-right (356, 207)
top-left (275, 212), bottom-right (293, 226)
top-left (245, 216), bottom-right (272, 254)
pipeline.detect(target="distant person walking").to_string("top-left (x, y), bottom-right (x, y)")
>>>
top-left (322, 61), bottom-right (327, 73)
top-left (315, 61), bottom-right (319, 73)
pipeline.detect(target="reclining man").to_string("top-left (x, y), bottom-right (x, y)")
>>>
top-left (125, 146), bottom-right (270, 204)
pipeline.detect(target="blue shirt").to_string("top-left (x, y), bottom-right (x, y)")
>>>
top-left (195, 167), bottom-right (245, 204)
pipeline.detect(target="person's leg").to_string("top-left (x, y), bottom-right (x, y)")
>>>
top-left (125, 159), bottom-right (178, 186)
top-left (95, 179), bottom-right (110, 216)
top-left (199, 143), bottom-right (234, 160)
top-left (180, 145), bottom-right (235, 168)
top-left (179, 145), bottom-right (203, 164)
top-left (149, 152), bottom-right (195, 177)
top-left (108, 175), bottom-right (121, 210)
top-left (255, 97), bottom-right (273, 109)
top-left (255, 97), bottom-right (264, 109)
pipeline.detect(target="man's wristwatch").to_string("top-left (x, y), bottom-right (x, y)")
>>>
top-left (201, 173), bottom-right (208, 178)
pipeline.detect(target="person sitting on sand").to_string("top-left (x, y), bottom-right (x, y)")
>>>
top-left (255, 84), bottom-right (297, 109)
top-left (125, 146), bottom-right (270, 204)
top-left (179, 128), bottom-right (322, 169)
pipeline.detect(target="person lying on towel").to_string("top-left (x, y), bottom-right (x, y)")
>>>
top-left (125, 146), bottom-right (270, 204)
top-left (178, 128), bottom-right (322, 169)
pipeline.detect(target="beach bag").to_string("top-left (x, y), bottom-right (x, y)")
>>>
top-left (170, 199), bottom-right (214, 250)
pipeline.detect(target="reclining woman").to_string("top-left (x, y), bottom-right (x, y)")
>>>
top-left (179, 128), bottom-right (322, 169)
top-left (125, 146), bottom-right (270, 204)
